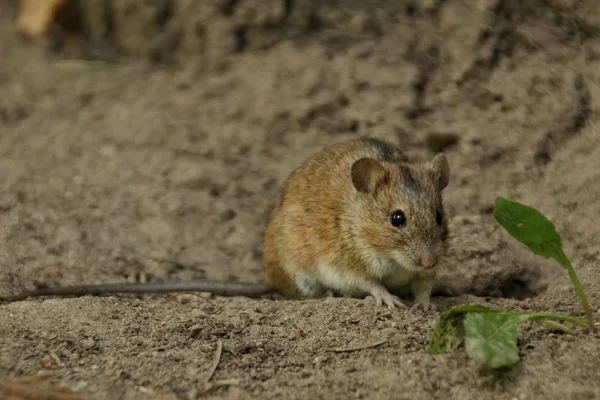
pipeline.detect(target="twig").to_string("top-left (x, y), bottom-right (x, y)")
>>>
top-left (206, 341), bottom-right (223, 383)
top-left (197, 379), bottom-right (240, 396)
top-left (328, 339), bottom-right (389, 353)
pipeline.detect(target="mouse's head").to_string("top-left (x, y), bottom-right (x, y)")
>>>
top-left (350, 154), bottom-right (450, 273)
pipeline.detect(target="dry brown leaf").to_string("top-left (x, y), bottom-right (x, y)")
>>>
top-left (17, 0), bottom-right (70, 38)
top-left (0, 375), bottom-right (86, 400)
top-left (40, 265), bottom-right (64, 279)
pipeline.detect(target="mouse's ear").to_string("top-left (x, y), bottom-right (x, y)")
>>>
top-left (430, 153), bottom-right (450, 191)
top-left (351, 158), bottom-right (387, 194)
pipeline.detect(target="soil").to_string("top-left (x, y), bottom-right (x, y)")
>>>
top-left (1, 0), bottom-right (600, 399)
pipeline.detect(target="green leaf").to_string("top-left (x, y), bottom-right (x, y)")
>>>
top-left (493, 197), bottom-right (563, 262)
top-left (464, 312), bottom-right (529, 369)
top-left (493, 197), bottom-right (594, 331)
top-left (427, 304), bottom-right (508, 354)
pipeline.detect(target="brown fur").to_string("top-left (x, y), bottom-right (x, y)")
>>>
top-left (263, 137), bottom-right (450, 309)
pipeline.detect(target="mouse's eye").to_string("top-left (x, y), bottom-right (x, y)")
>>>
top-left (435, 211), bottom-right (443, 225)
top-left (390, 210), bottom-right (406, 228)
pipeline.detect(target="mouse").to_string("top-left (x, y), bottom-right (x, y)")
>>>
top-left (263, 137), bottom-right (450, 310)
top-left (0, 137), bottom-right (450, 310)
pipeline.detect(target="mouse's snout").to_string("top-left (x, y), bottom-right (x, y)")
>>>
top-left (417, 251), bottom-right (437, 269)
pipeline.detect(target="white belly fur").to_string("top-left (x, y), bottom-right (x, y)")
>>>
top-left (291, 258), bottom-right (418, 298)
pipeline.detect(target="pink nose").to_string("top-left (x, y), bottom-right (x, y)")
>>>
top-left (418, 253), bottom-right (437, 269)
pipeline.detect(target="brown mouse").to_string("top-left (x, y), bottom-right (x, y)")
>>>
top-left (0, 137), bottom-right (450, 309)
top-left (263, 137), bottom-right (450, 310)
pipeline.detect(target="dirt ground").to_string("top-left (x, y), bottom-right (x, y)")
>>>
top-left (1, 0), bottom-right (600, 399)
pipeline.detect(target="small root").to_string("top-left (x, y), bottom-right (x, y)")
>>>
top-left (328, 339), bottom-right (389, 353)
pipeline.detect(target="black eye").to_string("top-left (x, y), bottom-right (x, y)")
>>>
top-left (391, 210), bottom-right (406, 228)
top-left (435, 211), bottom-right (443, 225)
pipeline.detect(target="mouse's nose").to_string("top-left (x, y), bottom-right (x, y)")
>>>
top-left (417, 252), bottom-right (437, 269)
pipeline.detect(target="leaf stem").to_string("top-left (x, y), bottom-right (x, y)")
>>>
top-left (536, 319), bottom-right (574, 335)
top-left (526, 312), bottom-right (588, 328)
top-left (551, 243), bottom-right (595, 332)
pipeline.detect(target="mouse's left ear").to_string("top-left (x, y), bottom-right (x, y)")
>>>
top-left (430, 153), bottom-right (450, 191)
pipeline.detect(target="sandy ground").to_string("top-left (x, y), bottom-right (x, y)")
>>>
top-left (1, 0), bottom-right (600, 399)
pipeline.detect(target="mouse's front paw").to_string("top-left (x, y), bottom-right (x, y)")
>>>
top-left (369, 286), bottom-right (407, 309)
top-left (411, 297), bottom-right (436, 312)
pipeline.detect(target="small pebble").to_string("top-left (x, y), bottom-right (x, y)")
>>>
top-left (191, 309), bottom-right (207, 318)
top-left (82, 338), bottom-right (96, 350)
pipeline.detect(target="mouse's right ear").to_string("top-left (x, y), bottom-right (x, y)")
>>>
top-left (351, 158), bottom-right (386, 194)
top-left (430, 153), bottom-right (450, 191)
